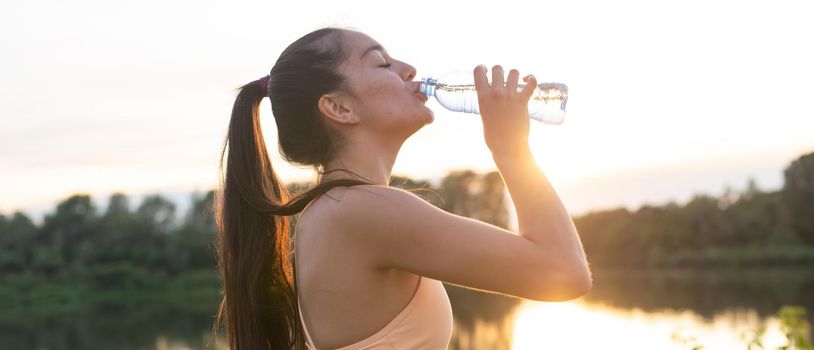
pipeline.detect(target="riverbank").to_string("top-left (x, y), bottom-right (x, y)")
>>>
top-left (648, 244), bottom-right (814, 267)
top-left (0, 268), bottom-right (221, 319)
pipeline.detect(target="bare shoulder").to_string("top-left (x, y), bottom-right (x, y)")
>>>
top-left (330, 184), bottom-right (448, 229)
top-left (314, 184), bottom-right (412, 212)
top-left (337, 184), bottom-right (425, 202)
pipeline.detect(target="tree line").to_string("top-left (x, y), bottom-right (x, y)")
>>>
top-left (574, 151), bottom-right (814, 267)
top-left (1, 151), bottom-right (812, 282)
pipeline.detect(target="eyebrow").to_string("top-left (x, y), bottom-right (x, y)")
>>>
top-left (361, 44), bottom-right (386, 59)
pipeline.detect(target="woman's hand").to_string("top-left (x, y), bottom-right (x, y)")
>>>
top-left (473, 64), bottom-right (537, 156)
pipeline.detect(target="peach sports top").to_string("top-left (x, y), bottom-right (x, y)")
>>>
top-left (296, 275), bottom-right (453, 349)
top-left (294, 190), bottom-right (453, 349)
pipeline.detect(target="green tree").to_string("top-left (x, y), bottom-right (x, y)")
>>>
top-left (573, 208), bottom-right (634, 267)
top-left (436, 170), bottom-right (479, 217)
top-left (36, 194), bottom-right (99, 276)
top-left (135, 194), bottom-right (177, 234)
top-left (89, 193), bottom-right (139, 266)
top-left (724, 181), bottom-right (783, 246)
top-left (182, 191), bottom-right (216, 233)
top-left (682, 195), bottom-right (731, 247)
top-left (0, 212), bottom-right (36, 273)
top-left (470, 171), bottom-right (509, 229)
top-left (132, 194), bottom-right (177, 271)
top-left (782, 151), bottom-right (814, 244)
top-left (430, 170), bottom-right (509, 229)
top-left (169, 191), bottom-right (218, 272)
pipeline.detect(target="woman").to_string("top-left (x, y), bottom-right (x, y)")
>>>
top-left (213, 27), bottom-right (592, 350)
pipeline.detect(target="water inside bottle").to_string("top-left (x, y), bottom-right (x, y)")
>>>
top-left (528, 82), bottom-right (568, 124)
top-left (422, 76), bottom-right (569, 124)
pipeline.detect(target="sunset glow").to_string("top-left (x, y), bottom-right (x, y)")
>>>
top-left (511, 301), bottom-right (790, 349)
top-left (1, 0), bottom-right (812, 222)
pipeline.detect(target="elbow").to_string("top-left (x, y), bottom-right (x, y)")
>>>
top-left (557, 274), bottom-right (592, 301)
top-left (572, 272), bottom-right (593, 297)
top-left (530, 269), bottom-right (593, 302)
top-left (565, 260), bottom-right (593, 298)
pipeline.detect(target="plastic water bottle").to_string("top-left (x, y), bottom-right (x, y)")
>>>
top-left (419, 71), bottom-right (569, 124)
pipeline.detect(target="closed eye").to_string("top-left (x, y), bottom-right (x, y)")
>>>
top-left (379, 63), bottom-right (392, 68)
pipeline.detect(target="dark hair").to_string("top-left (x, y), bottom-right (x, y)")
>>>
top-left (211, 27), bottom-right (376, 349)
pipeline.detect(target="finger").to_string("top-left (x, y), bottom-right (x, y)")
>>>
top-left (506, 69), bottom-right (519, 93)
top-left (473, 65), bottom-right (489, 93)
top-left (520, 74), bottom-right (537, 100)
top-left (491, 65), bottom-right (504, 89)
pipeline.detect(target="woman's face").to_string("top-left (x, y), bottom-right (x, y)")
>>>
top-left (332, 31), bottom-right (434, 136)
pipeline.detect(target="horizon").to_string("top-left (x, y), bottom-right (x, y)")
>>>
top-left (6, 143), bottom-right (807, 227)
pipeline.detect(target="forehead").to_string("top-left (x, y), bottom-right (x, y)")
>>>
top-left (343, 31), bottom-right (387, 59)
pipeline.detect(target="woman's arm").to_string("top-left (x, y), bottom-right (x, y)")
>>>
top-left (332, 184), bottom-right (592, 302)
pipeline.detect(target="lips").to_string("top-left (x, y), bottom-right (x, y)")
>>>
top-left (411, 81), bottom-right (429, 103)
top-left (414, 92), bottom-right (428, 103)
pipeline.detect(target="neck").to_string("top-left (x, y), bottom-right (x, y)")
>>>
top-left (318, 133), bottom-right (403, 187)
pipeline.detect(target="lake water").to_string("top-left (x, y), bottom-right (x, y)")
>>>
top-left (4, 267), bottom-right (812, 349)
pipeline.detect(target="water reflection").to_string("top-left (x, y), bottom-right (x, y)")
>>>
top-left (510, 301), bottom-right (791, 349)
top-left (2, 267), bottom-right (811, 349)
top-left (446, 266), bottom-right (814, 350)
top-left (584, 267), bottom-right (814, 320)
top-left (446, 285), bottom-right (521, 350)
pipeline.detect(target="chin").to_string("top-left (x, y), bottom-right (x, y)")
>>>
top-left (419, 108), bottom-right (434, 125)
top-left (398, 110), bottom-right (433, 136)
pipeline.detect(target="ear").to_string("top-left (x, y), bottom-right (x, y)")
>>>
top-left (318, 93), bottom-right (359, 125)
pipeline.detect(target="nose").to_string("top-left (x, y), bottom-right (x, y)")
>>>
top-left (402, 62), bottom-right (416, 81)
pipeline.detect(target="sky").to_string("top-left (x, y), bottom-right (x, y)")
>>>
top-left (1, 0), bottom-right (812, 224)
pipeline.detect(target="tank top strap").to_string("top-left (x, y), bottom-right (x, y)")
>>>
top-left (297, 296), bottom-right (317, 349)
top-left (293, 221), bottom-right (315, 349)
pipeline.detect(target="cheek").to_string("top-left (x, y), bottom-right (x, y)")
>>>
top-left (358, 80), bottom-right (407, 113)
top-left (360, 77), bottom-right (397, 98)
top-left (353, 73), bottom-right (427, 125)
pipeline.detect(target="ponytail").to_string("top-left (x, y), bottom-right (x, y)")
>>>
top-left (211, 77), bottom-right (373, 349)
